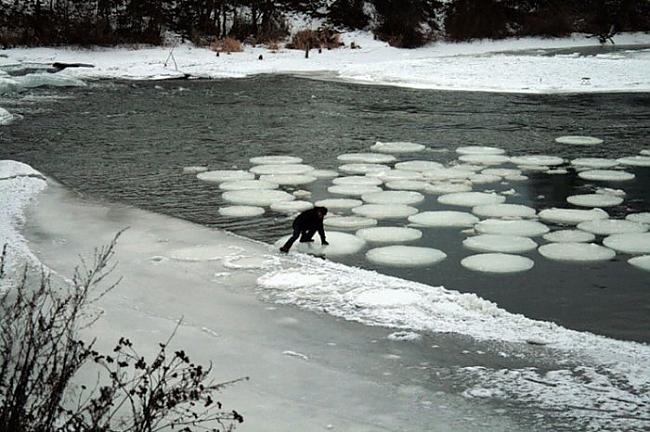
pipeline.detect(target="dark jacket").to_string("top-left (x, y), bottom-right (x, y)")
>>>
top-left (293, 206), bottom-right (327, 242)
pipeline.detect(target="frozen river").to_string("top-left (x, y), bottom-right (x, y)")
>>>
top-left (2, 76), bottom-right (649, 342)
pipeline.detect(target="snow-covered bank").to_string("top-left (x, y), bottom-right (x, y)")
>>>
top-left (2, 32), bottom-right (650, 93)
top-left (3, 159), bottom-right (650, 431)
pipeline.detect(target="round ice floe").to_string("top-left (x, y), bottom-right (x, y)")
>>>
top-left (456, 146), bottom-right (505, 155)
top-left (438, 192), bottom-right (506, 207)
top-left (596, 187), bottom-right (625, 197)
top-left (259, 174), bottom-right (317, 185)
top-left (641, 149), bottom-right (650, 156)
top-left (463, 234), bottom-right (537, 253)
top-left (338, 163), bottom-right (392, 175)
top-left (293, 190), bottom-right (312, 199)
top-left (481, 168), bottom-right (521, 177)
top-left (324, 216), bottom-right (377, 230)
top-left (371, 141), bottom-right (426, 153)
top-left (218, 206), bottom-right (265, 217)
top-left (578, 170), bottom-right (635, 181)
top-left (223, 255), bottom-right (276, 269)
top-left (425, 182), bottom-right (472, 195)
top-left (628, 255), bottom-right (650, 272)
top-left (571, 158), bottom-right (619, 169)
top-left (471, 204), bottom-right (537, 219)
top-left (222, 189), bottom-right (294, 206)
top-left (459, 154), bottom-right (510, 165)
top-left (356, 227), bottom-right (422, 243)
top-left (197, 170), bottom-right (254, 183)
top-left (219, 179), bottom-right (278, 191)
top-left (366, 246), bottom-right (446, 267)
top-left (509, 155), bottom-right (564, 166)
top-left (617, 156), bottom-right (650, 167)
top-left (538, 208), bottom-right (608, 225)
top-left (543, 230), bottom-right (595, 243)
top-left (461, 253), bottom-right (534, 273)
top-left (274, 231), bottom-right (366, 256)
top-left (604, 233), bottom-right (650, 254)
top-left (422, 168), bottom-right (473, 181)
top-left (250, 164), bottom-right (315, 175)
top-left (505, 174), bottom-right (528, 182)
top-left (183, 166), bottom-right (208, 174)
top-left (408, 211), bottom-right (479, 228)
top-left (475, 219), bottom-right (550, 237)
top-left (333, 176), bottom-right (383, 186)
top-left (270, 201), bottom-right (314, 214)
top-left (385, 180), bottom-right (429, 191)
top-left (309, 169), bottom-right (339, 179)
top-left (578, 219), bottom-right (648, 235)
top-left (468, 174), bottom-right (501, 184)
top-left (328, 184), bottom-right (383, 196)
top-left (395, 160), bottom-right (444, 171)
top-left (362, 191), bottom-right (425, 205)
top-left (315, 198), bottom-right (362, 210)
top-left (352, 204), bottom-right (419, 219)
top-left (337, 153), bottom-right (397, 163)
top-left (626, 212), bottom-right (650, 225)
top-left (249, 155), bottom-right (303, 165)
top-left (538, 243), bottom-right (615, 262)
top-left (370, 170), bottom-right (423, 182)
top-left (566, 194), bottom-right (623, 208)
top-left (258, 270), bottom-right (323, 290)
top-left (169, 245), bottom-right (240, 261)
top-left (452, 164), bottom-right (483, 172)
top-left (517, 165), bottom-right (549, 172)
top-left (547, 168), bottom-right (568, 175)
top-left (353, 288), bottom-right (423, 307)
top-left (555, 135), bottom-right (603, 146)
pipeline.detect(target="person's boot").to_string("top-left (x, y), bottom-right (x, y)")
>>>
top-left (279, 245), bottom-right (289, 253)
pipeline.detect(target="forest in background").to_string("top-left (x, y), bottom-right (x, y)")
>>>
top-left (1, 0), bottom-right (649, 48)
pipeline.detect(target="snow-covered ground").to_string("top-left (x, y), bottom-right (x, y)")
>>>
top-left (1, 31), bottom-right (650, 93)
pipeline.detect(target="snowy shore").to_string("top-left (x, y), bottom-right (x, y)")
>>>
top-left (2, 31), bottom-right (650, 93)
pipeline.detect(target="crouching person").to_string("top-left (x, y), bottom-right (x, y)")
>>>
top-left (279, 206), bottom-right (329, 253)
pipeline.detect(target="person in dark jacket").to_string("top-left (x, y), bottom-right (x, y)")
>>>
top-left (280, 206), bottom-right (329, 253)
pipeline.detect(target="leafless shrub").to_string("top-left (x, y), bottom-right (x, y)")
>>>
top-left (210, 37), bottom-right (243, 53)
top-left (286, 28), bottom-right (342, 51)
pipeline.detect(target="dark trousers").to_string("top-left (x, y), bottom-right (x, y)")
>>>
top-left (281, 227), bottom-right (316, 251)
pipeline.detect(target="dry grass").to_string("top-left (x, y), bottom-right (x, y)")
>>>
top-left (210, 36), bottom-right (243, 53)
top-left (287, 28), bottom-right (342, 51)
top-left (265, 40), bottom-right (281, 51)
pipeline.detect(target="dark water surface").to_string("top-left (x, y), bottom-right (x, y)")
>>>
top-left (2, 76), bottom-right (649, 342)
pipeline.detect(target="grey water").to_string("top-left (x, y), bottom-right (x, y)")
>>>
top-left (1, 76), bottom-right (649, 343)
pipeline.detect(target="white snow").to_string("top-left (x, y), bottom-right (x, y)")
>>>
top-left (249, 155), bottom-right (303, 165)
top-left (223, 255), bottom-right (278, 270)
top-left (538, 207), bottom-right (609, 225)
top-left (616, 155), bottom-right (650, 166)
top-left (471, 203), bottom-right (536, 219)
top-left (566, 193), bottom-right (623, 207)
top-left (554, 136), bottom-right (603, 146)
top-left (324, 216), bottom-right (377, 230)
top-left (338, 163), bottom-right (391, 175)
top-left (332, 176), bottom-right (383, 186)
top-left (13, 73), bottom-right (86, 88)
top-left (394, 160), bottom-right (444, 171)
top-left (463, 234), bottom-right (538, 253)
top-left (258, 174), bottom-right (317, 185)
top-left (274, 231), bottom-right (366, 256)
top-left (603, 233), bottom-right (650, 254)
top-left (218, 205), bottom-right (265, 217)
top-left (222, 189), bottom-right (295, 206)
top-left (577, 219), bottom-right (648, 235)
top-left (461, 253), bottom-right (534, 273)
top-left (197, 169), bottom-right (254, 183)
top-left (542, 230), bottom-right (595, 243)
top-left (258, 270), bottom-right (323, 290)
top-left (314, 198), bottom-right (362, 210)
top-left (337, 153), bottom-right (396, 163)
top-left (169, 244), bottom-right (242, 261)
top-left (327, 184), bottom-right (382, 196)
top-left (570, 157), bottom-right (619, 169)
top-left (474, 219), bottom-right (550, 237)
top-left (438, 192), bottom-right (506, 207)
top-left (370, 141), bottom-right (425, 153)
top-left (509, 155), bottom-right (564, 166)
top-left (361, 190), bottom-right (424, 205)
top-left (628, 255), bottom-right (650, 272)
top-left (355, 227), bottom-right (422, 243)
top-left (626, 212), bottom-right (650, 224)
top-left (270, 200), bottom-right (314, 214)
top-left (408, 211), bottom-right (479, 228)
top-left (351, 204), bottom-right (419, 220)
top-left (366, 246), bottom-right (446, 267)
top-left (0, 107), bottom-right (15, 125)
top-left (249, 163), bottom-right (315, 175)
top-left (538, 243), bottom-right (616, 262)
top-left (578, 169), bottom-right (635, 181)
top-left (219, 179), bottom-right (279, 190)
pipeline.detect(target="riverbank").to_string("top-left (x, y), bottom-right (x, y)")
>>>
top-left (2, 31), bottom-right (650, 93)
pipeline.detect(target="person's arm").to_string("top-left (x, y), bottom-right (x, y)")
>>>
top-left (317, 220), bottom-right (328, 245)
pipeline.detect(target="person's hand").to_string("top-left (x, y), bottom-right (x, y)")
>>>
top-left (322, 240), bottom-right (329, 246)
